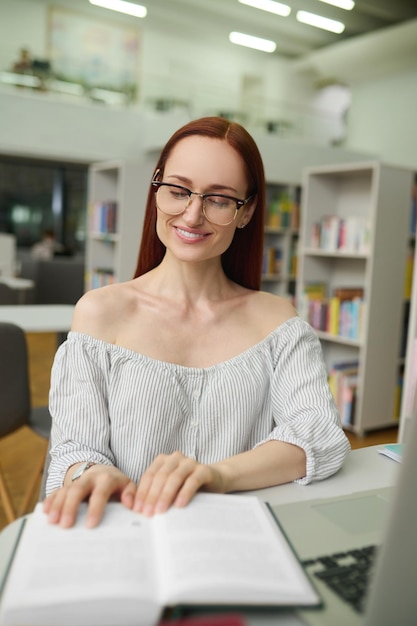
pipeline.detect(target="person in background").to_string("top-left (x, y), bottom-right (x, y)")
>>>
top-left (12, 47), bottom-right (32, 74)
top-left (30, 228), bottom-right (61, 260)
top-left (44, 116), bottom-right (351, 528)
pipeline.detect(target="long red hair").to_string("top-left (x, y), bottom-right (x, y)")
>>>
top-left (134, 116), bottom-right (265, 290)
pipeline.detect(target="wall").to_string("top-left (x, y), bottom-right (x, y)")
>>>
top-left (0, 0), bottom-right (347, 150)
top-left (1, 0), bottom-right (415, 170)
top-left (345, 68), bottom-right (417, 170)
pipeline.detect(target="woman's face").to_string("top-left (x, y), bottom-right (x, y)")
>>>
top-left (155, 135), bottom-right (255, 265)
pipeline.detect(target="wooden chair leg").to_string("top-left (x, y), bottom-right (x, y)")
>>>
top-left (0, 467), bottom-right (17, 524)
top-left (18, 447), bottom-right (48, 518)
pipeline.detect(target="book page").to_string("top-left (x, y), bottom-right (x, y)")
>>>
top-left (153, 493), bottom-right (319, 608)
top-left (0, 503), bottom-right (162, 626)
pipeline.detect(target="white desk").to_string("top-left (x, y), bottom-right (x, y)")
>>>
top-left (0, 446), bottom-right (399, 626)
top-left (0, 304), bottom-right (74, 333)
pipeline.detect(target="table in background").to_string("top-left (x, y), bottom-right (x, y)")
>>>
top-left (0, 304), bottom-right (73, 332)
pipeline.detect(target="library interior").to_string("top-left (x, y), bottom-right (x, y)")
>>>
top-left (1, 2), bottom-right (417, 619)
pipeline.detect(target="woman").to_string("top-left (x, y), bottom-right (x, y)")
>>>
top-left (44, 116), bottom-right (350, 528)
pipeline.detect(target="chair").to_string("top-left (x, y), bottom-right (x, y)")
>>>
top-left (0, 322), bottom-right (51, 523)
top-left (0, 282), bottom-right (18, 305)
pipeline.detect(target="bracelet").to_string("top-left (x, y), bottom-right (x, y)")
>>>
top-left (71, 461), bottom-right (95, 482)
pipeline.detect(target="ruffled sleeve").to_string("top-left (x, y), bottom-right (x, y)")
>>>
top-left (46, 333), bottom-right (115, 494)
top-left (255, 318), bottom-right (351, 484)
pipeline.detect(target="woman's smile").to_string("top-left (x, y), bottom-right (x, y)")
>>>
top-left (174, 225), bottom-right (211, 242)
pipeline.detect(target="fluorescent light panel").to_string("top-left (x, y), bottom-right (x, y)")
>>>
top-left (229, 32), bottom-right (277, 53)
top-left (238, 0), bottom-right (291, 17)
top-left (316, 0), bottom-right (355, 10)
top-left (88, 0), bottom-right (147, 18)
top-left (296, 10), bottom-right (345, 33)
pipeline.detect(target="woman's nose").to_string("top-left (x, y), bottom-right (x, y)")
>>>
top-left (183, 194), bottom-right (205, 225)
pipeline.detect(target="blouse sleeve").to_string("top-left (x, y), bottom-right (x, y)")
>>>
top-left (46, 334), bottom-right (115, 494)
top-left (256, 318), bottom-right (351, 484)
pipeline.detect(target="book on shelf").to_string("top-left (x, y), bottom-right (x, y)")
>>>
top-left (266, 188), bottom-right (300, 230)
top-left (90, 201), bottom-right (118, 234)
top-left (328, 360), bottom-right (359, 427)
top-left (262, 246), bottom-right (282, 276)
top-left (0, 494), bottom-right (321, 626)
top-left (302, 285), bottom-right (365, 340)
top-left (309, 215), bottom-right (371, 254)
top-left (91, 268), bottom-right (115, 288)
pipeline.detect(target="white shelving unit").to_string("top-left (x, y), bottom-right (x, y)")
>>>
top-left (262, 182), bottom-right (301, 301)
top-left (297, 161), bottom-right (414, 435)
top-left (86, 158), bottom-right (155, 290)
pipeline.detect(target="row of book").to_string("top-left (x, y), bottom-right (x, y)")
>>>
top-left (328, 360), bottom-right (359, 426)
top-left (266, 190), bottom-right (300, 230)
top-left (329, 360), bottom-right (404, 427)
top-left (309, 215), bottom-right (371, 254)
top-left (89, 268), bottom-right (115, 289)
top-left (262, 242), bottom-right (298, 278)
top-left (301, 285), bottom-right (365, 341)
top-left (262, 246), bottom-right (282, 276)
top-left (89, 201), bottom-right (118, 234)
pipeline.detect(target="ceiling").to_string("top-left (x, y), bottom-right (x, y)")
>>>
top-left (140, 0), bottom-right (417, 59)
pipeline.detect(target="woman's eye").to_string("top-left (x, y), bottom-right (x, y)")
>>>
top-left (169, 188), bottom-right (188, 199)
top-left (207, 196), bottom-right (233, 209)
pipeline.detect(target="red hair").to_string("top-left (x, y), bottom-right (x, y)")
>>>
top-left (134, 116), bottom-right (265, 290)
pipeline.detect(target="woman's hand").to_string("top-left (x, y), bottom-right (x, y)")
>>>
top-left (43, 464), bottom-right (136, 529)
top-left (127, 451), bottom-right (225, 517)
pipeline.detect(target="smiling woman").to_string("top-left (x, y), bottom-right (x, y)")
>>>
top-left (42, 116), bottom-right (350, 530)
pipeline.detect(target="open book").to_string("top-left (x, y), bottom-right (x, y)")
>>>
top-left (0, 493), bottom-right (321, 626)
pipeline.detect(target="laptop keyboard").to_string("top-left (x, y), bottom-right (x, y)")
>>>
top-left (302, 545), bottom-right (378, 614)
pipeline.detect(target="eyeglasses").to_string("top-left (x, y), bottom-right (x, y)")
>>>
top-left (151, 179), bottom-right (253, 226)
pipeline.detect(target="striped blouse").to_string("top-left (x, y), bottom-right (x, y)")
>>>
top-left (46, 316), bottom-right (351, 494)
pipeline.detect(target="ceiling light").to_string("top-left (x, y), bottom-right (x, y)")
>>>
top-left (316, 0), bottom-right (355, 9)
top-left (229, 32), bottom-right (277, 53)
top-left (296, 10), bottom-right (345, 33)
top-left (88, 0), bottom-right (147, 18)
top-left (238, 0), bottom-right (291, 18)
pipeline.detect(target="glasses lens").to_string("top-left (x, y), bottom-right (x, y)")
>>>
top-left (156, 184), bottom-right (238, 225)
top-left (156, 185), bottom-right (189, 215)
top-left (204, 196), bottom-right (237, 225)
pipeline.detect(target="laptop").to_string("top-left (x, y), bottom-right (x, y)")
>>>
top-left (272, 414), bottom-right (417, 626)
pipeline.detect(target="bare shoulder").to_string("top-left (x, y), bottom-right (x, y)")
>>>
top-left (249, 290), bottom-right (298, 332)
top-left (72, 281), bottom-right (138, 341)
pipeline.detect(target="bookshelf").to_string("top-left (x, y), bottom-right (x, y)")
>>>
top-left (297, 161), bottom-right (414, 435)
top-left (399, 177), bottom-right (417, 443)
top-left (85, 159), bottom-right (154, 290)
top-left (262, 182), bottom-right (301, 301)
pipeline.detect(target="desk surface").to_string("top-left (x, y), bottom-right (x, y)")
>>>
top-left (0, 446), bottom-right (399, 626)
top-left (0, 304), bottom-right (74, 332)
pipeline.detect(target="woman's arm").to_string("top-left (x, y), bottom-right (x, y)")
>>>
top-left (130, 440), bottom-right (305, 517)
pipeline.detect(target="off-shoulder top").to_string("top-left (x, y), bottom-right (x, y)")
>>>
top-left (46, 316), bottom-right (351, 494)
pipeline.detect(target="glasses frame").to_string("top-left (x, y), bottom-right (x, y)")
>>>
top-left (151, 179), bottom-right (254, 226)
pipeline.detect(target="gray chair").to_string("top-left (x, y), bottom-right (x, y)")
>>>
top-left (0, 282), bottom-right (18, 305)
top-left (0, 322), bottom-right (51, 523)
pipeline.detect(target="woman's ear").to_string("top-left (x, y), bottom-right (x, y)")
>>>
top-left (237, 194), bottom-right (257, 229)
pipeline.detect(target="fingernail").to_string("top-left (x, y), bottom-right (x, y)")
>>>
top-left (175, 496), bottom-right (186, 508)
top-left (133, 499), bottom-right (143, 513)
top-left (155, 501), bottom-right (167, 514)
top-left (60, 514), bottom-right (72, 528)
top-left (48, 510), bottom-right (59, 524)
top-left (143, 503), bottom-right (154, 517)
